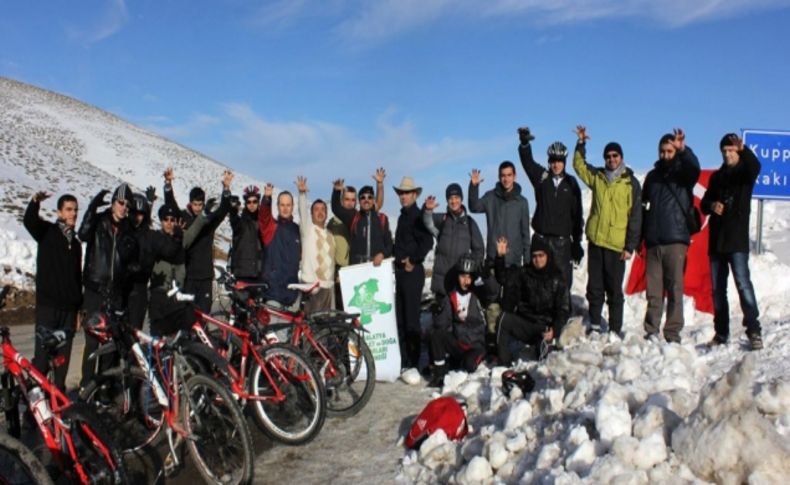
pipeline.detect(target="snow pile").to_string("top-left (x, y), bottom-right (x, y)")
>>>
top-left (398, 330), bottom-right (790, 484)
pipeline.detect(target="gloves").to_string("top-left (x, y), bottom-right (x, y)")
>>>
top-left (571, 242), bottom-right (584, 265)
top-left (206, 197), bottom-right (218, 212)
top-left (91, 189), bottom-right (110, 208)
top-left (518, 126), bottom-right (535, 144)
top-left (145, 186), bottom-right (157, 203)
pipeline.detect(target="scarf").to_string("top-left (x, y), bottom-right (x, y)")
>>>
top-left (57, 219), bottom-right (75, 245)
top-left (605, 163), bottom-right (626, 183)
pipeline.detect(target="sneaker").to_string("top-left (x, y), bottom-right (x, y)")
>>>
top-left (706, 335), bottom-right (727, 348)
top-left (427, 365), bottom-right (447, 388)
top-left (748, 333), bottom-right (764, 351)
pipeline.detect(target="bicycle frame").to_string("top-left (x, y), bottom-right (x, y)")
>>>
top-left (0, 327), bottom-right (118, 485)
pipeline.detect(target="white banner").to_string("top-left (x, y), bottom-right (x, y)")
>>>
top-left (339, 258), bottom-right (400, 382)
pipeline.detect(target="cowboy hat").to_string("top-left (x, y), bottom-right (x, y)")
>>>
top-left (393, 176), bottom-right (422, 196)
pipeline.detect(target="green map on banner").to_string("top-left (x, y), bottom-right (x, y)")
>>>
top-left (348, 278), bottom-right (392, 325)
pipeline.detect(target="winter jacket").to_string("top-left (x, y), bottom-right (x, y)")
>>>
top-left (331, 189), bottom-right (393, 264)
top-left (495, 255), bottom-right (569, 337)
top-left (298, 192), bottom-right (336, 288)
top-left (134, 225), bottom-right (181, 284)
top-left (394, 203), bottom-right (434, 269)
top-left (148, 215), bottom-right (209, 321)
top-left (78, 203), bottom-right (137, 295)
top-left (164, 183), bottom-right (231, 281)
top-left (641, 147), bottom-right (701, 248)
top-left (229, 208), bottom-right (262, 279)
top-left (433, 290), bottom-right (486, 350)
top-left (518, 143), bottom-right (584, 242)
top-left (468, 181), bottom-right (531, 266)
top-left (24, 200), bottom-right (82, 310)
top-left (258, 196), bottom-right (301, 305)
top-left (422, 206), bottom-right (485, 295)
top-left (701, 147), bottom-right (761, 254)
top-left (573, 143), bottom-right (642, 253)
top-left (327, 216), bottom-right (350, 267)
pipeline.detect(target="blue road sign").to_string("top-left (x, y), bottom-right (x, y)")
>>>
top-left (743, 129), bottom-right (790, 200)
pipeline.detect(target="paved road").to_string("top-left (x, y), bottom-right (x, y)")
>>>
top-left (0, 322), bottom-right (430, 484)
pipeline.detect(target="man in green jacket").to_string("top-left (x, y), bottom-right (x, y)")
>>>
top-left (572, 126), bottom-right (642, 335)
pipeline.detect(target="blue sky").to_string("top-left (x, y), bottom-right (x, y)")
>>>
top-left (3, 0), bottom-right (790, 215)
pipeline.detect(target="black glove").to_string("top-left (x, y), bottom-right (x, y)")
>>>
top-left (518, 126), bottom-right (535, 144)
top-left (230, 195), bottom-right (241, 210)
top-left (571, 242), bottom-right (584, 265)
top-left (206, 197), bottom-right (218, 212)
top-left (91, 189), bottom-right (110, 208)
top-left (145, 186), bottom-right (157, 203)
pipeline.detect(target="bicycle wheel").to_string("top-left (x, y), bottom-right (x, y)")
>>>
top-left (60, 403), bottom-right (129, 484)
top-left (248, 343), bottom-right (326, 445)
top-left (80, 366), bottom-right (165, 453)
top-left (305, 323), bottom-right (376, 417)
top-left (181, 374), bottom-right (254, 485)
top-left (0, 431), bottom-right (54, 485)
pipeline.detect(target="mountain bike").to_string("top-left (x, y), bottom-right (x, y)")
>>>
top-left (0, 286), bottom-right (128, 485)
top-left (78, 307), bottom-right (254, 485)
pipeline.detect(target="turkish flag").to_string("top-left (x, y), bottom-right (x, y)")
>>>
top-left (626, 169), bottom-right (714, 314)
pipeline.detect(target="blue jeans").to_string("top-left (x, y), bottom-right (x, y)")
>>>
top-left (709, 252), bottom-right (760, 339)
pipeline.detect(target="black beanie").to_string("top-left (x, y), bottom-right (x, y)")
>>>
top-left (189, 187), bottom-right (205, 202)
top-left (530, 236), bottom-right (551, 256)
top-left (658, 133), bottom-right (675, 149)
top-left (158, 204), bottom-right (179, 220)
top-left (720, 133), bottom-right (739, 150)
top-left (358, 185), bottom-right (374, 199)
top-left (445, 183), bottom-right (463, 200)
top-left (603, 142), bottom-right (623, 159)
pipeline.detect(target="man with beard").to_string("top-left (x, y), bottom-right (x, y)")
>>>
top-left (495, 237), bottom-right (569, 366)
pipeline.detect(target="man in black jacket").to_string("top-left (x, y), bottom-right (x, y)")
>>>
top-left (427, 255), bottom-right (486, 387)
top-left (393, 176), bottom-right (434, 370)
top-left (163, 168), bottom-right (232, 313)
top-left (517, 127), bottom-right (584, 303)
top-left (128, 189), bottom-right (157, 330)
top-left (331, 180), bottom-right (393, 266)
top-left (78, 183), bottom-right (137, 388)
top-left (229, 185), bottom-right (263, 282)
top-left (701, 134), bottom-right (763, 350)
top-left (641, 129), bottom-right (700, 343)
top-left (495, 237), bottom-right (569, 366)
top-left (24, 192), bottom-right (82, 390)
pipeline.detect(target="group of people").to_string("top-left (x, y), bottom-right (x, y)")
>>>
top-left (23, 125), bottom-right (763, 392)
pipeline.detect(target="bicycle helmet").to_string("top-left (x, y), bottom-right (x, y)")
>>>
top-left (454, 254), bottom-right (479, 277)
top-left (131, 193), bottom-right (149, 214)
top-left (547, 141), bottom-right (568, 162)
top-left (243, 185), bottom-right (261, 199)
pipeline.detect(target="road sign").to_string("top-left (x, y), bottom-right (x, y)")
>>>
top-left (743, 129), bottom-right (790, 200)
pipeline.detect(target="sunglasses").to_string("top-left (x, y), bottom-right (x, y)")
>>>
top-left (246, 199), bottom-right (259, 205)
top-left (359, 194), bottom-right (374, 201)
top-left (162, 216), bottom-right (177, 223)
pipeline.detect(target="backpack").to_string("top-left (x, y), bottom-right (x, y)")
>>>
top-left (404, 396), bottom-right (468, 449)
top-left (350, 211), bottom-right (388, 235)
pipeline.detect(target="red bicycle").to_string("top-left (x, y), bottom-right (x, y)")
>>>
top-left (0, 287), bottom-right (128, 485)
top-left (214, 269), bottom-right (376, 418)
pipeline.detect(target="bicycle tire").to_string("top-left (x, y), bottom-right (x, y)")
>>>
top-left (60, 403), bottom-right (130, 484)
top-left (248, 343), bottom-right (326, 445)
top-left (80, 366), bottom-right (165, 453)
top-left (181, 373), bottom-right (254, 485)
top-left (304, 323), bottom-right (376, 417)
top-left (0, 431), bottom-right (54, 485)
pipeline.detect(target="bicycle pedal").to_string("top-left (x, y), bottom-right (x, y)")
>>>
top-left (163, 453), bottom-right (179, 477)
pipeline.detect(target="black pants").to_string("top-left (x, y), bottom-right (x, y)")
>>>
top-left (184, 277), bottom-right (212, 314)
top-left (496, 313), bottom-right (546, 366)
top-left (79, 287), bottom-right (121, 388)
top-left (395, 264), bottom-right (425, 369)
top-left (33, 305), bottom-right (76, 391)
top-left (127, 281), bottom-right (149, 330)
top-left (429, 329), bottom-right (484, 372)
top-left (586, 242), bottom-right (625, 333)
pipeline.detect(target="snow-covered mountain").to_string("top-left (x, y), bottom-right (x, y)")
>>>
top-left (0, 76), bottom-right (266, 288)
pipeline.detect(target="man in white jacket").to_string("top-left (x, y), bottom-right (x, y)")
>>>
top-left (296, 176), bottom-right (336, 313)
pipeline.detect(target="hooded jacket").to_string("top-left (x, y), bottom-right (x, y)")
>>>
top-left (494, 253), bottom-right (569, 337)
top-left (642, 147), bottom-right (701, 248)
top-left (573, 143), bottom-right (642, 253)
top-left (701, 147), bottom-right (761, 254)
top-left (423, 205), bottom-right (485, 295)
top-left (518, 142), bottom-right (584, 242)
top-left (468, 181), bottom-right (531, 266)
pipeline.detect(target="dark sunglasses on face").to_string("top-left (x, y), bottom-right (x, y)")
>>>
top-left (246, 199), bottom-right (259, 205)
top-left (162, 216), bottom-right (177, 223)
top-left (359, 194), bottom-right (374, 201)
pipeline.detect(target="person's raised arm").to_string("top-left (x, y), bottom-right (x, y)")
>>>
top-left (163, 167), bottom-right (178, 208)
top-left (422, 196), bottom-right (441, 238)
top-left (467, 169), bottom-right (486, 213)
top-left (373, 167), bottom-right (386, 211)
top-left (296, 176), bottom-right (311, 235)
top-left (517, 126), bottom-right (544, 187)
top-left (78, 189), bottom-right (109, 241)
top-left (258, 183), bottom-right (276, 246)
top-left (205, 170), bottom-right (233, 232)
top-left (330, 179), bottom-right (355, 227)
top-left (572, 125), bottom-right (595, 188)
top-left (24, 192), bottom-right (50, 241)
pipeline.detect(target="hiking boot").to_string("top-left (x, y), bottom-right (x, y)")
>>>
top-left (748, 333), bottom-right (764, 351)
top-left (665, 335), bottom-right (681, 344)
top-left (427, 364), bottom-right (447, 388)
top-left (706, 335), bottom-right (727, 348)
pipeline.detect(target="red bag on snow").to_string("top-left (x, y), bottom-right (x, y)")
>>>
top-left (404, 396), bottom-right (468, 449)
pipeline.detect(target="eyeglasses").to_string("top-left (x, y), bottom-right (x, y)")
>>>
top-left (359, 194), bottom-right (374, 201)
top-left (246, 199), bottom-right (259, 205)
top-left (162, 216), bottom-right (177, 223)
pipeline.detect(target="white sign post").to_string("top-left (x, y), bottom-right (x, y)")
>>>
top-left (339, 258), bottom-right (401, 382)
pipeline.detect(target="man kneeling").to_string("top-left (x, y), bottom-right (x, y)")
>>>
top-left (495, 237), bottom-right (569, 366)
top-left (427, 255), bottom-right (486, 387)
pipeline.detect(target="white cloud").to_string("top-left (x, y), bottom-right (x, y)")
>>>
top-left (66, 0), bottom-right (129, 45)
